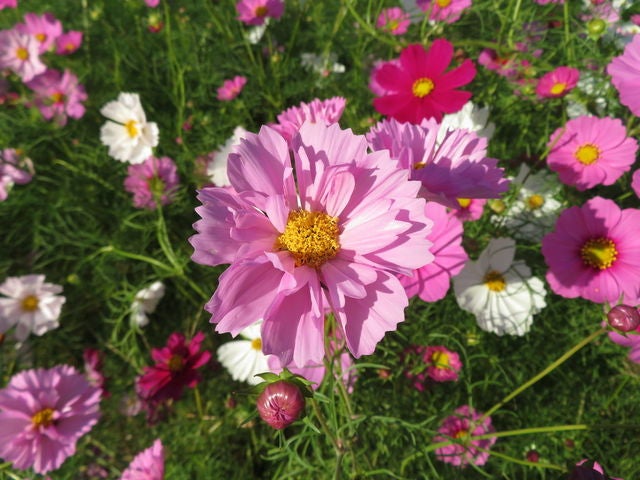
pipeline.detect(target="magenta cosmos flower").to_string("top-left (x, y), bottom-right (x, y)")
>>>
top-left (120, 439), bottom-right (164, 480)
top-left (236, 0), bottom-right (284, 26)
top-left (403, 345), bottom-right (462, 390)
top-left (136, 332), bottom-right (211, 404)
top-left (0, 365), bottom-right (101, 474)
top-left (0, 28), bottom-right (46, 82)
top-left (371, 40), bottom-right (476, 123)
top-left (367, 118), bottom-right (509, 208)
top-left (0, 0), bottom-right (17, 10)
top-left (399, 202), bottom-right (468, 302)
top-left (124, 156), bottom-right (180, 210)
top-left (190, 122), bottom-right (433, 368)
top-left (451, 197), bottom-right (486, 221)
top-left (26, 69), bottom-right (88, 126)
top-left (535, 66), bottom-right (579, 98)
top-left (632, 169), bottom-right (640, 199)
top-left (376, 7), bottom-right (410, 36)
top-left (417, 0), bottom-right (472, 24)
top-left (271, 97), bottom-right (346, 144)
top-left (217, 75), bottom-right (247, 101)
top-left (542, 197), bottom-right (640, 304)
top-left (607, 34), bottom-right (640, 116)
top-left (54, 31), bottom-right (82, 55)
top-left (433, 405), bottom-right (497, 467)
top-left (16, 12), bottom-right (62, 54)
top-left (0, 148), bottom-right (33, 202)
top-left (546, 116), bottom-right (637, 191)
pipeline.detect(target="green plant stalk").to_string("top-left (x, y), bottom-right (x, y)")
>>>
top-left (507, 0), bottom-right (523, 49)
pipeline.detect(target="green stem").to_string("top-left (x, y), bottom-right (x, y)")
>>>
top-left (563, 1), bottom-right (574, 64)
top-left (311, 398), bottom-right (341, 454)
top-left (194, 385), bottom-right (204, 420)
top-left (98, 245), bottom-right (174, 273)
top-left (507, 0), bottom-right (523, 49)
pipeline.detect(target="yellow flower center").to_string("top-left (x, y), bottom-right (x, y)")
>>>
top-left (35, 33), bottom-right (47, 43)
top-left (255, 5), bottom-right (268, 17)
top-left (167, 354), bottom-right (184, 372)
top-left (574, 144), bottom-right (599, 165)
top-left (454, 429), bottom-right (469, 440)
top-left (550, 82), bottom-right (566, 95)
top-left (50, 92), bottom-right (65, 104)
top-left (21, 295), bottom-right (39, 312)
top-left (431, 350), bottom-right (450, 369)
top-left (251, 338), bottom-right (262, 351)
top-left (65, 43), bottom-right (76, 52)
top-left (484, 270), bottom-right (506, 292)
top-left (436, 0), bottom-right (452, 6)
top-left (387, 19), bottom-right (399, 31)
top-left (580, 238), bottom-right (617, 270)
top-left (526, 194), bottom-right (545, 210)
top-left (125, 120), bottom-right (139, 138)
top-left (412, 77), bottom-right (435, 98)
top-left (16, 47), bottom-right (29, 61)
top-left (413, 162), bottom-right (426, 170)
top-left (457, 198), bottom-right (471, 208)
top-left (32, 407), bottom-right (55, 428)
top-left (275, 210), bottom-right (341, 269)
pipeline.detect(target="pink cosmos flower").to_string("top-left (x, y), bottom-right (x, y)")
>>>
top-left (236, 0), bottom-right (284, 26)
top-left (16, 12), bottom-right (62, 54)
top-left (0, 148), bottom-right (33, 202)
top-left (0, 274), bottom-right (65, 342)
top-left (403, 345), bottom-right (462, 390)
top-left (478, 49), bottom-right (519, 78)
top-left (370, 40), bottom-right (476, 123)
top-left (145, 0), bottom-right (160, 7)
top-left (136, 332), bottom-right (211, 405)
top-left (26, 69), bottom-right (87, 126)
top-left (0, 28), bottom-right (46, 82)
top-left (124, 156), bottom-right (180, 210)
top-left (0, 365), bottom-right (101, 474)
top-left (399, 202), bottom-right (468, 302)
top-left (433, 405), bottom-right (497, 467)
top-left (541, 197), bottom-right (640, 304)
top-left (450, 197), bottom-right (486, 221)
top-left (190, 122), bottom-right (433, 368)
top-left (0, 0), bottom-right (17, 10)
top-left (632, 170), bottom-right (640, 199)
top-left (535, 66), bottom-right (579, 98)
top-left (376, 7), bottom-right (410, 35)
top-left (607, 34), bottom-right (640, 116)
top-left (417, 0), bottom-right (472, 24)
top-left (609, 324), bottom-right (640, 364)
top-left (271, 97), bottom-right (346, 144)
top-left (546, 116), bottom-right (638, 191)
top-left (217, 75), bottom-right (247, 101)
top-left (367, 118), bottom-right (509, 209)
top-left (54, 31), bottom-right (82, 55)
top-left (84, 348), bottom-right (109, 397)
top-left (120, 439), bottom-right (164, 480)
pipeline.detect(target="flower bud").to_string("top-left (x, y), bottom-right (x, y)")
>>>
top-left (586, 18), bottom-right (607, 38)
top-left (607, 304), bottom-right (640, 333)
top-left (256, 380), bottom-right (305, 429)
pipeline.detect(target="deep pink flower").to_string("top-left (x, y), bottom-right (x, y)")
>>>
top-left (433, 405), bottom-right (496, 467)
top-left (271, 97), bottom-right (346, 144)
top-left (399, 202), bottom-right (467, 302)
top-left (0, 148), bottom-right (33, 202)
top-left (120, 439), bottom-right (164, 480)
top-left (257, 380), bottom-right (305, 429)
top-left (236, 0), bottom-right (284, 26)
top-left (376, 7), bottom-right (410, 35)
top-left (371, 40), bottom-right (476, 123)
top-left (26, 69), bottom-right (87, 126)
top-left (541, 197), bottom-right (640, 304)
top-left (217, 75), bottom-right (247, 101)
top-left (145, 0), bottom-right (160, 7)
top-left (0, 365), bottom-right (101, 474)
top-left (16, 12), bottom-right (62, 54)
top-left (367, 118), bottom-right (509, 208)
top-left (609, 325), bottom-right (640, 364)
top-left (54, 31), bottom-right (82, 55)
top-left (417, 0), bottom-right (472, 24)
top-left (546, 116), bottom-right (638, 191)
top-left (404, 345), bottom-right (462, 390)
top-left (450, 197), bottom-right (486, 221)
top-left (136, 332), bottom-right (211, 404)
top-left (0, 0), bottom-right (17, 10)
top-left (607, 34), bottom-right (640, 117)
top-left (190, 122), bottom-right (433, 367)
top-left (535, 66), bottom-right (579, 98)
top-left (632, 169), bottom-right (640, 199)
top-left (124, 156), bottom-right (180, 210)
top-left (0, 28), bottom-right (46, 82)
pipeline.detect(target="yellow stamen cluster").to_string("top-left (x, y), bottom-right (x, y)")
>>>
top-left (581, 238), bottom-right (617, 270)
top-left (436, 0), bottom-right (452, 6)
top-left (16, 47), bottom-right (29, 61)
top-left (431, 350), bottom-right (450, 369)
top-left (457, 198), bottom-right (471, 209)
top-left (550, 82), bottom-right (566, 95)
top-left (254, 6), bottom-right (268, 17)
top-left (484, 270), bottom-right (506, 292)
top-left (32, 408), bottom-right (55, 428)
top-left (412, 78), bottom-right (435, 98)
top-left (575, 144), bottom-right (600, 165)
top-left (21, 295), bottom-right (39, 312)
top-left (526, 194), bottom-right (545, 210)
top-left (125, 119), bottom-right (139, 138)
top-left (35, 33), bottom-right (47, 43)
top-left (50, 92), bottom-right (65, 104)
top-left (275, 210), bottom-right (341, 269)
top-left (251, 338), bottom-right (262, 351)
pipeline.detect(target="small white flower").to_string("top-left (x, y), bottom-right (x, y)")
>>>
top-left (0, 274), bottom-right (65, 341)
top-left (100, 93), bottom-right (159, 164)
top-left (246, 22), bottom-right (267, 44)
top-left (301, 52), bottom-right (345, 76)
top-left (453, 238), bottom-right (546, 336)
top-left (207, 126), bottom-right (247, 187)
top-left (130, 281), bottom-right (165, 328)
top-left (437, 102), bottom-right (495, 144)
top-left (217, 321), bottom-right (269, 385)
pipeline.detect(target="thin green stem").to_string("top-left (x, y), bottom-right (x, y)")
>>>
top-left (311, 398), bottom-right (341, 454)
top-left (506, 0), bottom-right (523, 49)
top-left (194, 385), bottom-right (204, 420)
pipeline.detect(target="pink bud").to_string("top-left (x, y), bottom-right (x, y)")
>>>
top-left (607, 305), bottom-right (640, 333)
top-left (256, 380), bottom-right (305, 430)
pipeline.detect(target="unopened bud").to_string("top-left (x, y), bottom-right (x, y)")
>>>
top-left (586, 18), bottom-right (607, 38)
top-left (256, 380), bottom-right (305, 430)
top-left (607, 305), bottom-right (640, 333)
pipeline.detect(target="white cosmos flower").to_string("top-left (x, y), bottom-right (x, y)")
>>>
top-left (130, 281), bottom-right (165, 328)
top-left (206, 126), bottom-right (247, 187)
top-left (0, 274), bottom-right (65, 342)
top-left (453, 238), bottom-right (546, 336)
top-left (100, 93), bottom-right (159, 164)
top-left (300, 52), bottom-right (345, 76)
top-left (217, 321), bottom-right (269, 385)
top-left (437, 102), bottom-right (495, 145)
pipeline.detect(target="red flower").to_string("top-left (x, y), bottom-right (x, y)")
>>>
top-left (371, 40), bottom-right (476, 123)
top-left (136, 332), bottom-right (211, 403)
